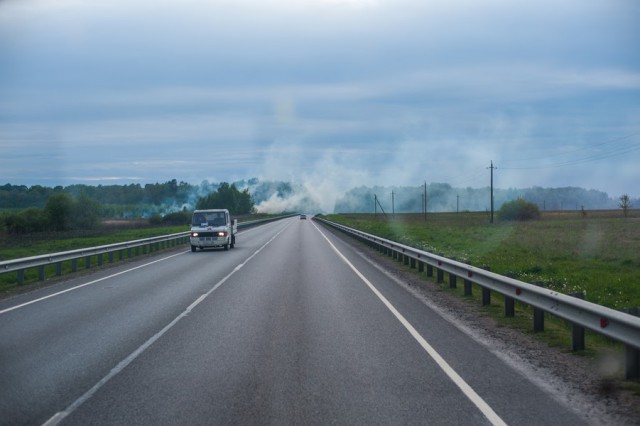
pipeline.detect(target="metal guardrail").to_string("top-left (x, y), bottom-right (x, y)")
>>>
top-left (314, 216), bottom-right (640, 379)
top-left (0, 214), bottom-right (298, 285)
top-left (1, 232), bottom-right (191, 284)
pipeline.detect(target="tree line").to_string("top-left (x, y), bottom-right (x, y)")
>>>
top-left (0, 180), bottom-right (196, 209)
top-left (1, 182), bottom-right (255, 234)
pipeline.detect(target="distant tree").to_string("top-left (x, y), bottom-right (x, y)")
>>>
top-left (71, 194), bottom-right (100, 229)
top-left (196, 182), bottom-right (254, 215)
top-left (619, 194), bottom-right (631, 217)
top-left (45, 193), bottom-right (73, 231)
top-left (498, 198), bottom-right (540, 221)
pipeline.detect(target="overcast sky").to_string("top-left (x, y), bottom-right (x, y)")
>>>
top-left (1, 0), bottom-right (639, 202)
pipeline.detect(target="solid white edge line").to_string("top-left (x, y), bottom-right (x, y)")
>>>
top-left (42, 220), bottom-right (292, 426)
top-left (312, 221), bottom-right (508, 426)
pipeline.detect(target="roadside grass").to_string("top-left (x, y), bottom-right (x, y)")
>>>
top-left (324, 210), bottom-right (640, 384)
top-left (325, 211), bottom-right (640, 310)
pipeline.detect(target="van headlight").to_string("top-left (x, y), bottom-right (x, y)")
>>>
top-left (216, 231), bottom-right (227, 237)
top-left (191, 232), bottom-right (199, 237)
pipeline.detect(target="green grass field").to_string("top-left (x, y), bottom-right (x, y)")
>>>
top-left (324, 210), bottom-right (640, 310)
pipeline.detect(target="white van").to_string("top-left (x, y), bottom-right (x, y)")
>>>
top-left (190, 209), bottom-right (237, 252)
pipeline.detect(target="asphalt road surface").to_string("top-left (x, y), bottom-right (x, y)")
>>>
top-left (0, 217), bottom-right (589, 425)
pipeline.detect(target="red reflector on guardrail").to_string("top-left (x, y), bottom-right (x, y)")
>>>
top-left (600, 318), bottom-right (609, 328)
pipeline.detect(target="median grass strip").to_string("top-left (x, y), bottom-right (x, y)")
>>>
top-left (0, 225), bottom-right (189, 292)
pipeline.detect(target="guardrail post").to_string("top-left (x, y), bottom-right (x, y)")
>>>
top-left (135, 247), bottom-right (140, 257)
top-left (108, 252), bottom-right (114, 263)
top-left (418, 261), bottom-right (424, 273)
top-left (410, 257), bottom-right (416, 269)
top-left (463, 261), bottom-right (472, 296)
top-left (623, 308), bottom-right (639, 380)
top-left (56, 262), bottom-right (62, 276)
top-left (404, 254), bottom-right (409, 266)
top-left (38, 265), bottom-right (45, 281)
top-left (449, 257), bottom-right (457, 288)
top-left (481, 265), bottom-right (491, 306)
top-left (437, 267), bottom-right (444, 284)
top-left (532, 281), bottom-right (545, 332)
top-left (464, 277), bottom-right (472, 296)
top-left (449, 273), bottom-right (457, 288)
top-left (504, 273), bottom-right (516, 317)
top-left (570, 291), bottom-right (586, 351)
top-left (17, 269), bottom-right (24, 285)
top-left (98, 254), bottom-right (103, 267)
top-left (72, 259), bottom-right (78, 272)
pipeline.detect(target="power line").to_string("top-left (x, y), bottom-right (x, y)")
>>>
top-left (501, 132), bottom-right (640, 170)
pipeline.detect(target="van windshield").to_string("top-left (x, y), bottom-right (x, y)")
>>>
top-left (192, 212), bottom-right (226, 227)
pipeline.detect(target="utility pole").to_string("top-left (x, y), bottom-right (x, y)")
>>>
top-left (488, 160), bottom-right (496, 223)
top-left (392, 190), bottom-right (395, 218)
top-left (374, 194), bottom-right (377, 216)
top-left (424, 181), bottom-right (427, 221)
top-left (457, 194), bottom-right (459, 213)
top-left (374, 194), bottom-right (387, 217)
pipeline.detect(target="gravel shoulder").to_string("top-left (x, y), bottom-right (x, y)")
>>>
top-left (345, 234), bottom-right (640, 426)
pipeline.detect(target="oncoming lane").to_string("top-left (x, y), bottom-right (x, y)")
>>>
top-left (0, 218), bottom-right (294, 426)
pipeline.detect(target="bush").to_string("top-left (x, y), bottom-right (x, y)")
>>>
top-left (3, 208), bottom-right (49, 234)
top-left (498, 199), bottom-right (540, 221)
top-left (162, 211), bottom-right (191, 225)
top-left (148, 214), bottom-right (163, 225)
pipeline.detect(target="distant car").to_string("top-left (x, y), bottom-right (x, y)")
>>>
top-left (300, 214), bottom-right (306, 220)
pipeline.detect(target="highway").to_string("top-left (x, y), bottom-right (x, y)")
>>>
top-left (0, 217), bottom-right (587, 425)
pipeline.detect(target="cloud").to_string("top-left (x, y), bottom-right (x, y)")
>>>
top-left (1, 0), bottom-right (638, 198)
